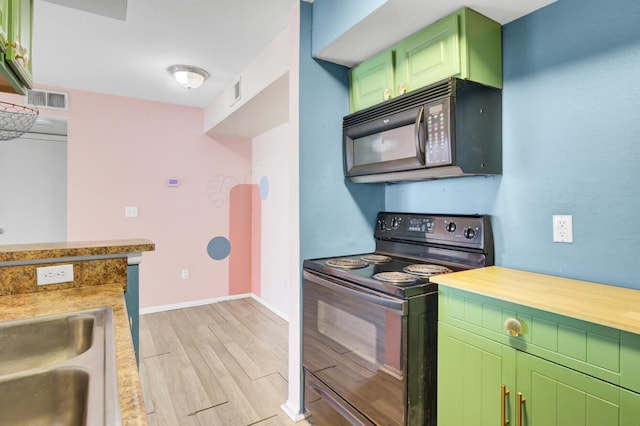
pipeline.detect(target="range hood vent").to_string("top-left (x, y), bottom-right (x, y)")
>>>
top-left (25, 89), bottom-right (69, 111)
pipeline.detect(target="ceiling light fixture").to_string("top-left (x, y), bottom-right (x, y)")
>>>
top-left (168, 65), bottom-right (209, 89)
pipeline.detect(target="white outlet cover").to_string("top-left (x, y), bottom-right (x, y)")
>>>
top-left (37, 264), bottom-right (74, 285)
top-left (552, 214), bottom-right (573, 243)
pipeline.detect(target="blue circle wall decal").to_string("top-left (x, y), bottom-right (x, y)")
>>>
top-left (259, 176), bottom-right (269, 200)
top-left (207, 236), bottom-right (231, 260)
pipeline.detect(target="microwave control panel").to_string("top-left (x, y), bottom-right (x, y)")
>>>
top-left (425, 99), bottom-right (452, 166)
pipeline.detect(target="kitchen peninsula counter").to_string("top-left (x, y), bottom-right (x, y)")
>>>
top-left (431, 265), bottom-right (640, 335)
top-left (0, 239), bottom-right (155, 263)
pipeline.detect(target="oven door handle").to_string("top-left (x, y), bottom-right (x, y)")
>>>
top-left (304, 271), bottom-right (407, 314)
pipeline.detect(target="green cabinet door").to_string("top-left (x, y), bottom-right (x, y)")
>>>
top-left (438, 322), bottom-right (517, 426)
top-left (349, 49), bottom-right (395, 112)
top-left (5, 0), bottom-right (32, 91)
top-left (517, 351), bottom-right (640, 426)
top-left (395, 13), bottom-right (460, 96)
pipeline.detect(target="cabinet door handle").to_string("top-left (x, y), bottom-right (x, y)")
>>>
top-left (501, 384), bottom-right (510, 426)
top-left (517, 392), bottom-right (525, 426)
top-left (397, 82), bottom-right (406, 94)
top-left (383, 88), bottom-right (391, 100)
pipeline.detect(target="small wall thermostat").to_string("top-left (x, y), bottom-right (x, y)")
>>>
top-left (167, 178), bottom-right (180, 187)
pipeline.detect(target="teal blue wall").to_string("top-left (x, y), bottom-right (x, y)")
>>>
top-left (311, 0), bottom-right (387, 57)
top-left (386, 0), bottom-right (640, 288)
top-left (299, 2), bottom-right (385, 262)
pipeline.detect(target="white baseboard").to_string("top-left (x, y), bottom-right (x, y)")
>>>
top-left (281, 401), bottom-right (306, 422)
top-left (249, 294), bottom-right (289, 321)
top-left (140, 293), bottom-right (289, 321)
top-left (140, 293), bottom-right (251, 315)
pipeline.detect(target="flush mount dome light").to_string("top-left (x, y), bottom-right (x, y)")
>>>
top-left (168, 65), bottom-right (209, 89)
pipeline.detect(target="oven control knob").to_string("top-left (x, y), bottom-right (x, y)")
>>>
top-left (378, 219), bottom-right (387, 231)
top-left (463, 227), bottom-right (476, 239)
top-left (391, 217), bottom-right (401, 229)
top-left (446, 222), bottom-right (456, 233)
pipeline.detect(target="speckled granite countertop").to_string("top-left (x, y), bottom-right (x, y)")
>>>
top-left (0, 239), bottom-right (155, 263)
top-left (0, 284), bottom-right (148, 425)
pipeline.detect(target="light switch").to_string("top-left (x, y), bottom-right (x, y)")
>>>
top-left (125, 206), bottom-right (138, 218)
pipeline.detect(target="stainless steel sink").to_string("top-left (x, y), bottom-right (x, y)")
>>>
top-left (0, 313), bottom-right (94, 376)
top-left (0, 307), bottom-right (121, 426)
top-left (0, 368), bottom-right (89, 425)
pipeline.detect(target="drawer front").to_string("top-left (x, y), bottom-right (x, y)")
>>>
top-left (438, 287), bottom-right (640, 393)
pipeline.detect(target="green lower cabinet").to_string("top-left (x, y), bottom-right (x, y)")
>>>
top-left (438, 323), bottom-right (640, 426)
top-left (438, 322), bottom-right (516, 425)
top-left (517, 351), bottom-right (640, 426)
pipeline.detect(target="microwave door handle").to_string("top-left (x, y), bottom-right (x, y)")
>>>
top-left (414, 106), bottom-right (426, 165)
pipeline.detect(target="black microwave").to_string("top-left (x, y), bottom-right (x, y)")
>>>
top-left (343, 78), bottom-right (502, 183)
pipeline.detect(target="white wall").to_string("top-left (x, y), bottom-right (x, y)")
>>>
top-left (0, 133), bottom-right (67, 244)
top-left (252, 122), bottom-right (290, 318)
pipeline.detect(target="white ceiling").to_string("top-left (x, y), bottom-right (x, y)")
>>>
top-left (32, 0), bottom-right (297, 108)
top-left (31, 0), bottom-right (556, 111)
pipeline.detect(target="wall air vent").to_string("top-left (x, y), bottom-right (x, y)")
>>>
top-left (25, 89), bottom-right (69, 111)
top-left (229, 77), bottom-right (241, 106)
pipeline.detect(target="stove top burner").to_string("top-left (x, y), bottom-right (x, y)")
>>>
top-left (373, 271), bottom-right (419, 283)
top-left (361, 254), bottom-right (392, 264)
top-left (403, 264), bottom-right (453, 276)
top-left (325, 258), bottom-right (368, 269)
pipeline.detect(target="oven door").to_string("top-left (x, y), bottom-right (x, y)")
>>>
top-left (303, 269), bottom-right (408, 425)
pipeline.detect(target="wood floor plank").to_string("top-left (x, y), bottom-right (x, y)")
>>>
top-left (184, 303), bottom-right (228, 325)
top-left (166, 309), bottom-right (229, 406)
top-left (142, 353), bottom-right (200, 426)
top-left (195, 401), bottom-right (245, 426)
top-left (191, 326), bottom-right (264, 425)
top-left (209, 302), bottom-right (287, 379)
top-left (140, 298), bottom-right (310, 426)
top-left (244, 297), bottom-right (288, 326)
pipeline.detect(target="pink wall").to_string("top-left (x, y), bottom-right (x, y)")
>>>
top-left (4, 87), bottom-right (253, 308)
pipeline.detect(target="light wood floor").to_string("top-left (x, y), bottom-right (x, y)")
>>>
top-left (139, 297), bottom-right (308, 426)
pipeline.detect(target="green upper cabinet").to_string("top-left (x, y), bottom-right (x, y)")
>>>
top-left (0, 0), bottom-right (32, 95)
top-left (349, 49), bottom-right (395, 112)
top-left (349, 7), bottom-right (502, 113)
top-left (394, 12), bottom-right (460, 96)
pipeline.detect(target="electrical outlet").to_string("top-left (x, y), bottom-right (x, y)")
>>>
top-left (181, 269), bottom-right (189, 280)
top-left (37, 264), bottom-right (74, 285)
top-left (553, 215), bottom-right (573, 243)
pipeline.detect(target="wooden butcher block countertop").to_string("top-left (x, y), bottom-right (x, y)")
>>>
top-left (431, 266), bottom-right (640, 335)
